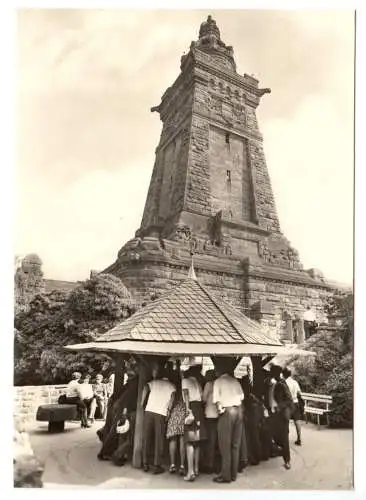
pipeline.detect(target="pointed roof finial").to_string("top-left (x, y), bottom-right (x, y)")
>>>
top-left (188, 254), bottom-right (197, 280)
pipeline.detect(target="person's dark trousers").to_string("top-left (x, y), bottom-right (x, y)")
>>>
top-left (99, 397), bottom-right (118, 442)
top-left (247, 420), bottom-right (261, 464)
top-left (65, 396), bottom-right (88, 426)
top-left (270, 412), bottom-right (282, 447)
top-left (142, 411), bottom-right (166, 468)
top-left (260, 417), bottom-right (272, 460)
top-left (268, 412), bottom-right (284, 457)
top-left (112, 434), bottom-right (131, 466)
top-left (84, 397), bottom-right (94, 415)
top-left (203, 418), bottom-right (218, 471)
top-left (99, 400), bottom-right (126, 457)
top-left (127, 411), bottom-right (136, 461)
top-left (217, 406), bottom-right (243, 482)
top-left (245, 403), bottom-right (262, 464)
top-left (277, 410), bottom-right (291, 463)
top-left (239, 409), bottom-right (248, 467)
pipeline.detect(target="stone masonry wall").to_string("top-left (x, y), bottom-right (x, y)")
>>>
top-left (185, 115), bottom-right (211, 215)
top-left (170, 128), bottom-right (190, 217)
top-left (246, 276), bottom-right (331, 340)
top-left (248, 140), bottom-right (281, 233)
top-left (140, 151), bottom-right (164, 230)
top-left (113, 254), bottom-right (332, 341)
top-left (209, 126), bottom-right (255, 221)
top-left (14, 385), bottom-right (67, 428)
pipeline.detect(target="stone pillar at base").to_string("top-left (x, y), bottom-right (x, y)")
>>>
top-left (297, 318), bottom-right (306, 344)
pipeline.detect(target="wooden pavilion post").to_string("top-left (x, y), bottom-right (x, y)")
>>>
top-left (132, 356), bottom-right (149, 468)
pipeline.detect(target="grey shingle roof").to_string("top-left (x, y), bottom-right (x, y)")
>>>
top-left (96, 279), bottom-right (281, 346)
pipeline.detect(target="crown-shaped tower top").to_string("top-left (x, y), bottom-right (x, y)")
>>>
top-left (180, 15), bottom-right (236, 72)
top-left (199, 15), bottom-right (221, 41)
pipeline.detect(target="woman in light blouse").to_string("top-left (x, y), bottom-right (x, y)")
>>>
top-left (181, 365), bottom-right (206, 482)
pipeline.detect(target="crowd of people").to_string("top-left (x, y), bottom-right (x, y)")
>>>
top-left (71, 358), bottom-right (304, 484)
top-left (62, 362), bottom-right (117, 428)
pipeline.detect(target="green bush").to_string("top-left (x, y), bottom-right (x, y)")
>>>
top-left (292, 292), bottom-right (353, 428)
top-left (14, 274), bottom-right (133, 386)
top-left (323, 353), bottom-right (353, 428)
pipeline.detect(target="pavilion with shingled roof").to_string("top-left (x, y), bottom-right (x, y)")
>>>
top-left (65, 266), bottom-right (313, 468)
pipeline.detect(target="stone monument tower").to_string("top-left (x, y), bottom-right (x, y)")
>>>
top-left (105, 16), bottom-right (334, 340)
top-left (14, 254), bottom-right (45, 313)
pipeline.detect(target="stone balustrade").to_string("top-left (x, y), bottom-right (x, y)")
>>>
top-left (14, 384), bottom-right (68, 428)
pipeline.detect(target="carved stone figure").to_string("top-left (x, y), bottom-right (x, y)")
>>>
top-left (233, 104), bottom-right (246, 124)
top-left (173, 225), bottom-right (192, 242)
top-left (189, 236), bottom-right (198, 253)
top-left (207, 210), bottom-right (223, 246)
top-left (225, 244), bottom-right (233, 256)
top-left (258, 240), bottom-right (271, 262)
top-left (209, 95), bottom-right (222, 117)
top-left (288, 247), bottom-right (302, 270)
top-left (203, 239), bottom-right (213, 252)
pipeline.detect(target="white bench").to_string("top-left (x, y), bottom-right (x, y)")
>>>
top-left (302, 392), bottom-right (333, 428)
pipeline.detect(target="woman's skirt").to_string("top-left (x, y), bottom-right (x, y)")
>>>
top-left (167, 401), bottom-right (186, 439)
top-left (184, 401), bottom-right (207, 444)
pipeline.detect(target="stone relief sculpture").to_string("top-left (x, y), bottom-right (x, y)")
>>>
top-left (258, 240), bottom-right (271, 262)
top-left (258, 239), bottom-right (303, 271)
top-left (207, 210), bottom-right (223, 246)
top-left (307, 268), bottom-right (324, 281)
top-left (173, 225), bottom-right (192, 242)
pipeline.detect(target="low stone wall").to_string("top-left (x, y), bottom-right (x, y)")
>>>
top-left (14, 385), bottom-right (68, 427)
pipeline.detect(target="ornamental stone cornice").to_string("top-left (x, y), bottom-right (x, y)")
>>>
top-left (246, 265), bottom-right (334, 291)
top-left (191, 53), bottom-right (271, 105)
top-left (193, 109), bottom-right (264, 142)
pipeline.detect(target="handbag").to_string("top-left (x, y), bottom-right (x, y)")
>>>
top-left (185, 428), bottom-right (200, 442)
top-left (184, 409), bottom-right (195, 426)
top-left (116, 418), bottom-right (130, 435)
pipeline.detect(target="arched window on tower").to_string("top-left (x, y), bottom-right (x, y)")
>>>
top-left (225, 132), bottom-right (231, 152)
top-left (226, 170), bottom-right (231, 193)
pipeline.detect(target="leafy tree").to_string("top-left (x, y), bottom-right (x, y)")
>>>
top-left (323, 353), bottom-right (353, 428)
top-left (293, 291), bottom-right (353, 428)
top-left (14, 274), bottom-right (134, 386)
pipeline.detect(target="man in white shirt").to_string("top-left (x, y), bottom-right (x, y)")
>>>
top-left (64, 372), bottom-right (91, 428)
top-left (78, 375), bottom-right (95, 422)
top-left (212, 367), bottom-right (244, 483)
top-left (283, 368), bottom-right (303, 445)
top-left (65, 372), bottom-right (81, 398)
top-left (141, 364), bottom-right (176, 474)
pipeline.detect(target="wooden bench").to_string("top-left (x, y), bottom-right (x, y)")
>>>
top-left (36, 404), bottom-right (78, 433)
top-left (302, 392), bottom-right (333, 428)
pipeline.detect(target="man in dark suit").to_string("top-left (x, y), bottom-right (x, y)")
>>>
top-left (271, 365), bottom-right (294, 470)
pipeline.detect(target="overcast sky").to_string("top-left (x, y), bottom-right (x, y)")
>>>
top-left (16, 9), bottom-right (354, 284)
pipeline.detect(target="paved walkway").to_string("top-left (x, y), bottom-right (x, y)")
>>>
top-left (29, 421), bottom-right (353, 489)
